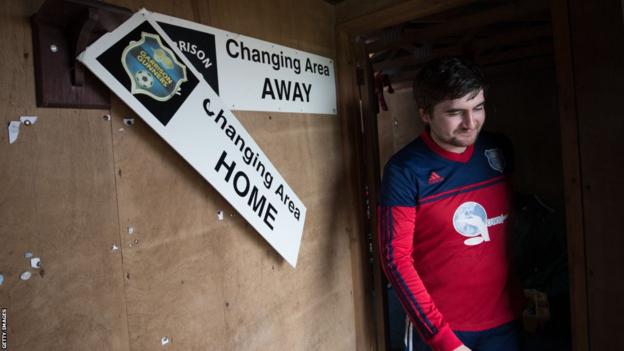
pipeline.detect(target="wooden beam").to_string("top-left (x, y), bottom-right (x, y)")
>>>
top-left (390, 69), bottom-right (422, 84)
top-left (354, 40), bottom-right (391, 350)
top-left (336, 0), bottom-right (408, 25)
top-left (473, 24), bottom-right (552, 53)
top-left (337, 0), bottom-right (477, 35)
top-left (376, 41), bottom-right (553, 79)
top-left (371, 25), bottom-right (552, 73)
top-left (389, 54), bottom-right (554, 83)
top-left (480, 54), bottom-right (553, 75)
top-left (476, 41), bottom-right (553, 65)
top-left (549, 0), bottom-right (591, 350)
top-left (336, 30), bottom-right (380, 351)
top-left (367, 0), bottom-right (549, 54)
top-left (372, 45), bottom-right (464, 72)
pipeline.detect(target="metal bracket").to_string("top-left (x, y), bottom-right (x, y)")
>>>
top-left (31, 0), bottom-right (132, 109)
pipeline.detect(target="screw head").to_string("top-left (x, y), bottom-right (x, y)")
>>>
top-left (20, 271), bottom-right (32, 281)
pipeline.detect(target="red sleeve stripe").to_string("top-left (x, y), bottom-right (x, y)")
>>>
top-left (419, 175), bottom-right (506, 204)
top-left (379, 206), bottom-right (439, 340)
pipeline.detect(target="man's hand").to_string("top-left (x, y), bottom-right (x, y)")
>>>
top-left (453, 345), bottom-right (471, 351)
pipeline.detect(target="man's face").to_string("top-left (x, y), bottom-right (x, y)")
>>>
top-left (421, 89), bottom-right (485, 153)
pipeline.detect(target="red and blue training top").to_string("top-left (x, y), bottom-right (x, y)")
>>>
top-left (378, 130), bottom-right (523, 351)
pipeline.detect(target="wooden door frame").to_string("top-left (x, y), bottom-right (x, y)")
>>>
top-left (336, 1), bottom-right (589, 350)
top-left (336, 30), bottom-right (387, 350)
top-left (550, 0), bottom-right (589, 350)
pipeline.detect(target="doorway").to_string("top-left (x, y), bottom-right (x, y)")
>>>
top-left (336, 1), bottom-right (584, 350)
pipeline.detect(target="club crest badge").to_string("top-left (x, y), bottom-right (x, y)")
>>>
top-left (121, 32), bottom-right (187, 101)
top-left (484, 148), bottom-right (505, 173)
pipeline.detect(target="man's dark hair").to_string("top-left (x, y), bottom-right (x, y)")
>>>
top-left (413, 56), bottom-right (486, 115)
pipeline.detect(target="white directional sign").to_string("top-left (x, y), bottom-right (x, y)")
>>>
top-left (154, 12), bottom-right (337, 115)
top-left (79, 9), bottom-right (307, 267)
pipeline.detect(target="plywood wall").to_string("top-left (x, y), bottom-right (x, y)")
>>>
top-left (0, 1), bottom-right (130, 350)
top-left (376, 83), bottom-right (424, 171)
top-left (0, 1), bottom-right (363, 350)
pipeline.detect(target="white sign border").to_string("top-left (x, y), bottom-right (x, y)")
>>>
top-left (79, 9), bottom-right (307, 267)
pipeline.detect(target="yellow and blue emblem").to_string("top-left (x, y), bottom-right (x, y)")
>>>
top-left (121, 32), bottom-right (187, 101)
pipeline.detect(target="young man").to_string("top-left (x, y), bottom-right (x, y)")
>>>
top-left (378, 57), bottom-right (523, 351)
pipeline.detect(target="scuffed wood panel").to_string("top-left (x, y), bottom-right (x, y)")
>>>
top-left (220, 110), bottom-right (356, 350)
top-left (108, 0), bottom-right (357, 350)
top-left (377, 85), bottom-right (424, 170)
top-left (109, 99), bottom-right (229, 350)
top-left (205, 0), bottom-right (335, 57)
top-left (0, 1), bottom-right (129, 350)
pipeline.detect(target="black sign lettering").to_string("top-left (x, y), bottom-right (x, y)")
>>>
top-left (158, 22), bottom-right (220, 94)
top-left (261, 78), bottom-right (311, 102)
top-left (215, 150), bottom-right (279, 230)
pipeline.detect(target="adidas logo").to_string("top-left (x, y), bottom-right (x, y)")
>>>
top-left (428, 171), bottom-right (444, 184)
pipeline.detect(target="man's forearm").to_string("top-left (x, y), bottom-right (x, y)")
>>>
top-left (378, 205), bottom-right (462, 351)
